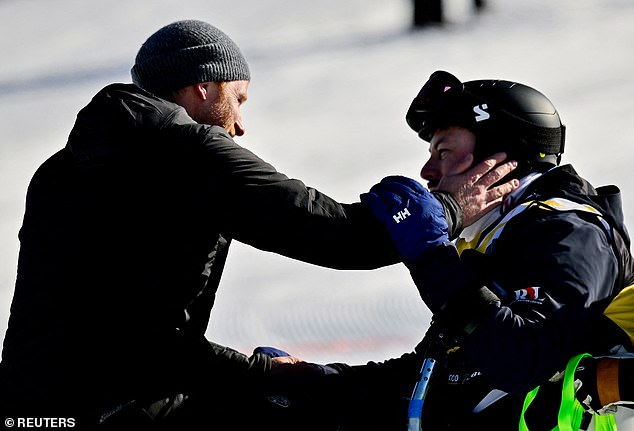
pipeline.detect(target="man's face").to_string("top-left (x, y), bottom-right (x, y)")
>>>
top-left (196, 80), bottom-right (249, 137)
top-left (420, 126), bottom-right (476, 190)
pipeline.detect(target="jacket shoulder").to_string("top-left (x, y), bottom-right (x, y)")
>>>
top-left (66, 84), bottom-right (207, 163)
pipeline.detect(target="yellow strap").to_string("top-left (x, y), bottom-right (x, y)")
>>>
top-left (456, 198), bottom-right (603, 255)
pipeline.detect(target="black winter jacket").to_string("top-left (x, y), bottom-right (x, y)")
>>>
top-left (416, 165), bottom-right (633, 391)
top-left (321, 165), bottom-right (634, 431)
top-left (0, 84), bottom-right (406, 419)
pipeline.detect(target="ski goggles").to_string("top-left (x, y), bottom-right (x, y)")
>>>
top-left (405, 70), bottom-right (480, 142)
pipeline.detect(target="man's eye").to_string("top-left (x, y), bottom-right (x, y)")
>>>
top-left (438, 149), bottom-right (449, 159)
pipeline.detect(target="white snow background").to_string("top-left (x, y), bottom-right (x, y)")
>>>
top-left (1, 0), bottom-right (633, 365)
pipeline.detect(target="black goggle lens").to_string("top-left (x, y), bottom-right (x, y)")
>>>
top-left (406, 71), bottom-right (465, 138)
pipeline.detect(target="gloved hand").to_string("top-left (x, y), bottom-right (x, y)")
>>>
top-left (254, 346), bottom-right (292, 358)
top-left (361, 176), bottom-right (449, 263)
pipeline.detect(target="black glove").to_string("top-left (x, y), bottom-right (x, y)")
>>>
top-left (433, 284), bottom-right (501, 337)
top-left (408, 242), bottom-right (497, 318)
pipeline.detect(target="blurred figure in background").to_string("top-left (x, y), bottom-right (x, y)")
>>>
top-left (412, 0), bottom-right (486, 27)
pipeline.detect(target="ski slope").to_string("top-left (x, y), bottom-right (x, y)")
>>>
top-left (1, 0), bottom-right (633, 365)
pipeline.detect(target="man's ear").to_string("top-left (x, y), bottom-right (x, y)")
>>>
top-left (194, 83), bottom-right (208, 100)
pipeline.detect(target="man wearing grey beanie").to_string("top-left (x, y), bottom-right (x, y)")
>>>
top-left (0, 19), bottom-right (517, 429)
top-left (132, 20), bottom-right (251, 97)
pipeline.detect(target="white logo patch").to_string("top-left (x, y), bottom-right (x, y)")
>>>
top-left (393, 208), bottom-right (411, 224)
top-left (473, 104), bottom-right (490, 122)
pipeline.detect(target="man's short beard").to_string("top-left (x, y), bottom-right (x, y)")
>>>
top-left (202, 81), bottom-right (234, 131)
top-left (207, 93), bottom-right (233, 131)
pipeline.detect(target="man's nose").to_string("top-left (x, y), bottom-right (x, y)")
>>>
top-left (420, 160), bottom-right (437, 182)
top-left (234, 119), bottom-right (245, 137)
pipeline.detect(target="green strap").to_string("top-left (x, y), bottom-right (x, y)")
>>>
top-left (595, 414), bottom-right (617, 431)
top-left (519, 353), bottom-right (618, 431)
top-left (558, 353), bottom-right (590, 431)
top-left (519, 386), bottom-right (540, 431)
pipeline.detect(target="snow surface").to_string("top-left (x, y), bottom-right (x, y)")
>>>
top-left (1, 0), bottom-right (633, 365)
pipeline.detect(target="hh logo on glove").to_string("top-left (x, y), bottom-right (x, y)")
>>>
top-left (361, 176), bottom-right (449, 262)
top-left (393, 208), bottom-right (411, 223)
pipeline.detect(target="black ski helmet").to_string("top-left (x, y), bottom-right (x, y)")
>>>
top-left (406, 71), bottom-right (566, 173)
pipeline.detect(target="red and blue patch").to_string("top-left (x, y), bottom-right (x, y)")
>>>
top-left (512, 286), bottom-right (544, 304)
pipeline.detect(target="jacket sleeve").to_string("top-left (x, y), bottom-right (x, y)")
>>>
top-left (164, 330), bottom-right (272, 391)
top-left (173, 122), bottom-right (401, 270)
top-left (408, 210), bottom-right (620, 394)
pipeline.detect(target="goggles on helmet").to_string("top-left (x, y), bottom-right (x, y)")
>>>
top-left (405, 71), bottom-right (481, 142)
top-left (406, 70), bottom-right (565, 165)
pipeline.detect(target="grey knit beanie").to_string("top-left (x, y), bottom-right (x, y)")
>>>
top-left (131, 20), bottom-right (250, 95)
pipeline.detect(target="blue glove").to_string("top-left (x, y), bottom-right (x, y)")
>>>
top-left (361, 176), bottom-right (449, 262)
top-left (254, 346), bottom-right (291, 358)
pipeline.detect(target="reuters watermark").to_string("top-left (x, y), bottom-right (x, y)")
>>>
top-left (3, 417), bottom-right (76, 428)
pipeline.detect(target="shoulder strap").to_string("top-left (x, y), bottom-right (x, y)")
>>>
top-left (457, 197), bottom-right (606, 256)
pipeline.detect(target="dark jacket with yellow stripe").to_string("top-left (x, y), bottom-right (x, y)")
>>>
top-left (323, 165), bottom-right (633, 431)
top-left (425, 165), bottom-right (632, 387)
top-left (408, 164), bottom-right (633, 429)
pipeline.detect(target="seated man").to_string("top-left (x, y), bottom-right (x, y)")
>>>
top-left (264, 71), bottom-right (634, 430)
